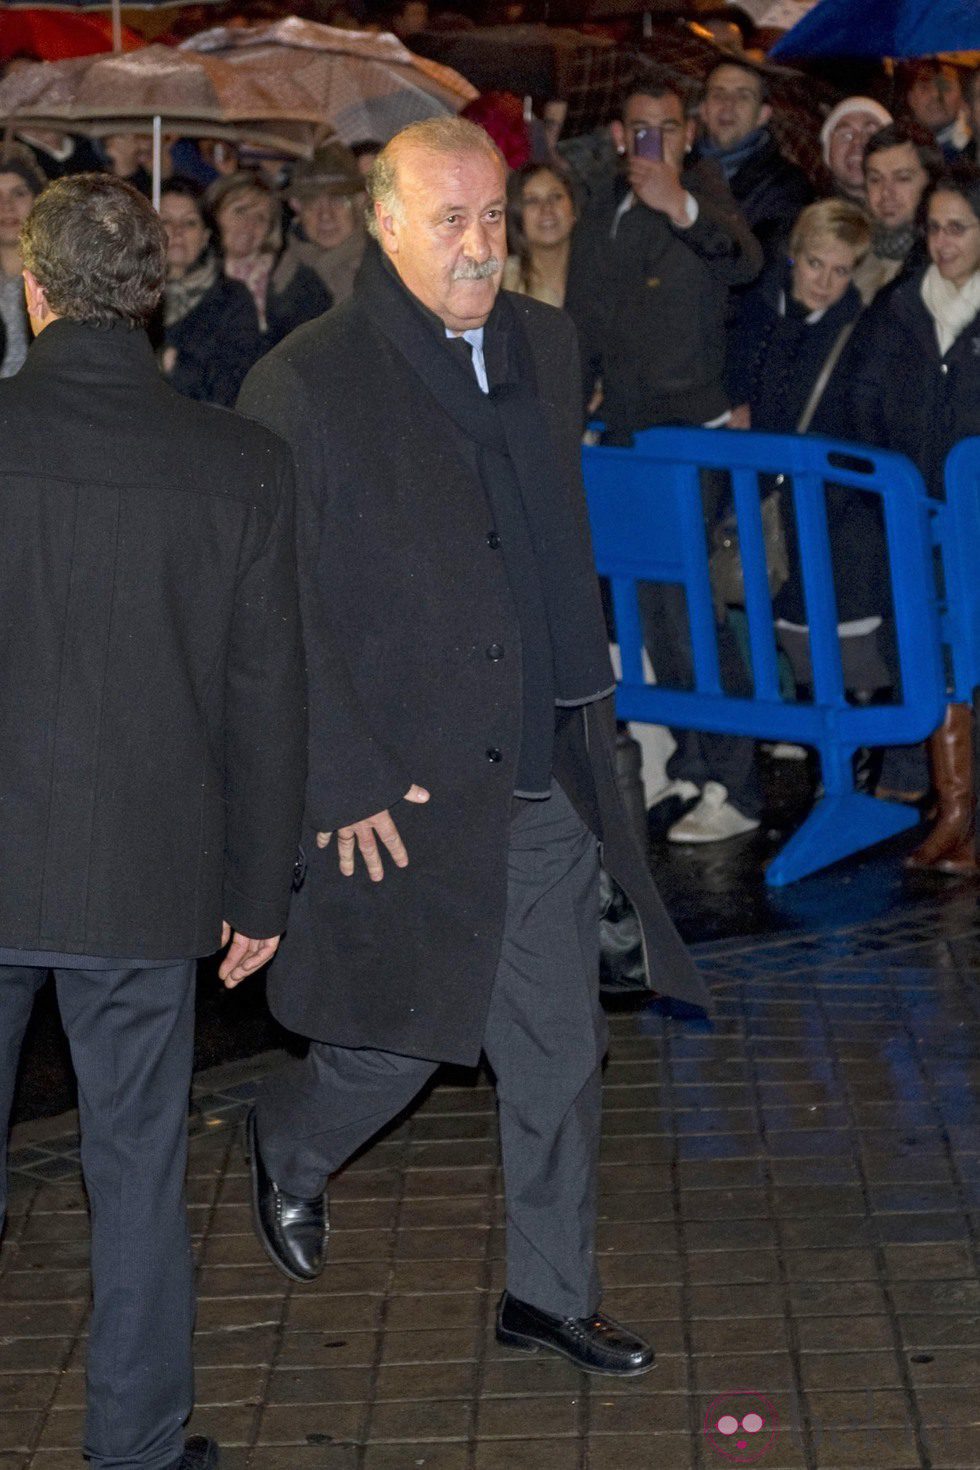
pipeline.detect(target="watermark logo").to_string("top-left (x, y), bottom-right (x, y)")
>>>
top-left (704, 1391), bottom-right (780, 1463)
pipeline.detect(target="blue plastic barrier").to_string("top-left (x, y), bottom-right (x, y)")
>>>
top-left (584, 427), bottom-right (947, 885)
top-left (937, 437), bottom-right (980, 702)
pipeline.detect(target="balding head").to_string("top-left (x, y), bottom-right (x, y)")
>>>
top-left (366, 118), bottom-right (508, 332)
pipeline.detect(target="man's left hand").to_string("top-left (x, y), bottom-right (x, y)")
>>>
top-left (219, 921), bottom-right (281, 988)
top-left (627, 157), bottom-right (693, 229)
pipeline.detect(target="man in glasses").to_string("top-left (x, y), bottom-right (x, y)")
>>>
top-left (820, 96), bottom-right (893, 205)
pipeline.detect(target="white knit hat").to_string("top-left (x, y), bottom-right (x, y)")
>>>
top-left (820, 97), bottom-right (893, 164)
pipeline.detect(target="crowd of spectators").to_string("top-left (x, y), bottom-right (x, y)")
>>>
top-left (4, 32), bottom-right (980, 864)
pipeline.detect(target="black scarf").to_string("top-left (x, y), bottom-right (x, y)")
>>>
top-left (355, 247), bottom-right (613, 793)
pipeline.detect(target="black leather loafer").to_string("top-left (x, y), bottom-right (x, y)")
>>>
top-left (168, 1436), bottom-right (219, 1469)
top-left (495, 1291), bottom-right (656, 1376)
top-left (246, 1107), bottom-right (327, 1283)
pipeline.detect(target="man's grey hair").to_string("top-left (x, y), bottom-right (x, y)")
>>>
top-left (365, 117), bottom-right (506, 241)
top-left (21, 173), bottom-right (166, 329)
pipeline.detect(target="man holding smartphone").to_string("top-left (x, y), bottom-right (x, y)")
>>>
top-left (565, 70), bottom-right (765, 845)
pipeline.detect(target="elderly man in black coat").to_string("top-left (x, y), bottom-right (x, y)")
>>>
top-left (0, 176), bottom-right (306, 1470)
top-left (237, 115), bottom-right (709, 1378)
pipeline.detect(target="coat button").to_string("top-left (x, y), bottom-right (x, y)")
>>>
top-left (486, 530), bottom-right (501, 549)
top-left (486, 746), bottom-right (502, 762)
top-left (487, 643), bottom-right (505, 660)
top-left (941, 363), bottom-right (949, 375)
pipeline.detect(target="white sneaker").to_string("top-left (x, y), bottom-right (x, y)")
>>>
top-left (667, 781), bottom-right (761, 843)
top-left (649, 778), bottom-right (700, 807)
top-left (768, 742), bottom-right (808, 761)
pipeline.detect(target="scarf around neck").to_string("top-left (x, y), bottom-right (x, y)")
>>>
top-left (164, 248), bottom-right (219, 328)
top-left (353, 246), bottom-right (614, 710)
top-left (872, 222), bottom-right (918, 262)
top-left (920, 261), bottom-right (980, 356)
top-left (698, 125), bottom-right (770, 182)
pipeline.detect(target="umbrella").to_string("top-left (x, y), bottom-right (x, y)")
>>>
top-left (0, 1), bottom-right (223, 57)
top-left (0, 9), bottom-right (142, 59)
top-left (771, 0), bottom-right (980, 59)
top-left (636, 22), bottom-right (840, 185)
top-left (0, 44), bottom-right (330, 203)
top-left (181, 18), bottom-right (476, 146)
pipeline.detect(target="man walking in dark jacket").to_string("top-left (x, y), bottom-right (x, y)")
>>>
top-left (238, 116), bottom-right (709, 1379)
top-left (0, 175), bottom-right (306, 1470)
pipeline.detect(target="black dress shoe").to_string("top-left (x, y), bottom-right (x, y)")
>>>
top-left (246, 1107), bottom-right (327, 1283)
top-left (168, 1436), bottom-right (219, 1469)
top-left (495, 1291), bottom-right (655, 1376)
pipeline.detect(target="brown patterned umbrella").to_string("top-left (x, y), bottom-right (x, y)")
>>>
top-left (0, 43), bottom-right (330, 152)
top-left (181, 17), bottom-right (477, 146)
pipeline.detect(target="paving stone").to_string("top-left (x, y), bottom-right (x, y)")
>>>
top-left (8, 903), bottom-right (980, 1470)
top-left (795, 1315), bottom-right (896, 1352)
top-left (362, 1447), bottom-right (468, 1470)
top-left (922, 1427), bottom-right (980, 1467)
top-left (799, 1352), bottom-right (904, 1391)
top-left (257, 1401), bottom-right (363, 1444)
top-left (809, 1424), bottom-right (923, 1467)
top-left (472, 1439), bottom-right (580, 1469)
top-left (368, 1399), bottom-right (471, 1442)
top-left (475, 1394), bottom-right (579, 1438)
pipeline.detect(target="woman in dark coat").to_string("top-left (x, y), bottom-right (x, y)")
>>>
top-left (206, 171), bottom-right (332, 350)
top-left (842, 167), bottom-right (980, 873)
top-left (728, 198), bottom-right (889, 698)
top-left (157, 179), bottom-right (262, 406)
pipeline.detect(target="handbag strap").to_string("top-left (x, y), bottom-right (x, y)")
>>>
top-left (796, 319), bottom-right (857, 434)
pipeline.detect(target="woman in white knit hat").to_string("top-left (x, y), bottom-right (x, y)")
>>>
top-left (821, 96), bottom-right (893, 204)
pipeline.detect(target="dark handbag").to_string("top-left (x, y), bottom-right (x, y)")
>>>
top-left (709, 486), bottom-right (789, 618)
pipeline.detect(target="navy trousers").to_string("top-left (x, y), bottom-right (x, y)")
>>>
top-left (0, 959), bottom-right (197, 1470)
top-left (257, 780), bottom-right (608, 1319)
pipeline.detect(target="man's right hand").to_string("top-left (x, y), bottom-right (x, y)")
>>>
top-left (317, 783), bottom-right (430, 882)
top-left (627, 157), bottom-right (692, 229)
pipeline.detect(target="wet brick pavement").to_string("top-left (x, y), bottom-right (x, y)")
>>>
top-left (2, 894), bottom-right (979, 1470)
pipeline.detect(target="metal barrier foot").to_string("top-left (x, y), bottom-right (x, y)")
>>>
top-left (765, 793), bottom-right (919, 887)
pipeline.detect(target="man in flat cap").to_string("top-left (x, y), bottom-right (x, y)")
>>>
top-left (284, 140), bottom-right (369, 305)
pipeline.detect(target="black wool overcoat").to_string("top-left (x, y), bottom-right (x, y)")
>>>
top-left (0, 319), bottom-right (306, 958)
top-left (237, 261), bottom-right (710, 1065)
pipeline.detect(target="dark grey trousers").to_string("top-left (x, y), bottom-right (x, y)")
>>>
top-left (258, 780), bottom-right (608, 1319)
top-left (0, 960), bottom-right (196, 1470)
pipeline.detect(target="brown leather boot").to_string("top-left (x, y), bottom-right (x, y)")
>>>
top-left (905, 703), bottom-right (978, 875)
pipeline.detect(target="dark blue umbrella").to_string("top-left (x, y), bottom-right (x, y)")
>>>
top-left (771, 0), bottom-right (980, 60)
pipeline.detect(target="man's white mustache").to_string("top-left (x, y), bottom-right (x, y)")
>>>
top-left (452, 257), bottom-right (503, 281)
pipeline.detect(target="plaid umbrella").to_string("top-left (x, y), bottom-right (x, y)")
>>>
top-left (181, 17), bottom-right (477, 146)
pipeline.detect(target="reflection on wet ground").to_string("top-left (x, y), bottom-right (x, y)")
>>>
top-left (4, 828), bottom-right (979, 1466)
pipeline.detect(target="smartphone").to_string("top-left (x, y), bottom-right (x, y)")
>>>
top-left (633, 125), bottom-right (664, 162)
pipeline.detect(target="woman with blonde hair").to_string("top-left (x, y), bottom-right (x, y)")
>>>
top-left (728, 197), bottom-right (891, 782)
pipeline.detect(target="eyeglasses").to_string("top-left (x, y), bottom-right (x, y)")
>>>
top-left (832, 122), bottom-right (881, 146)
top-left (926, 218), bottom-right (980, 238)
